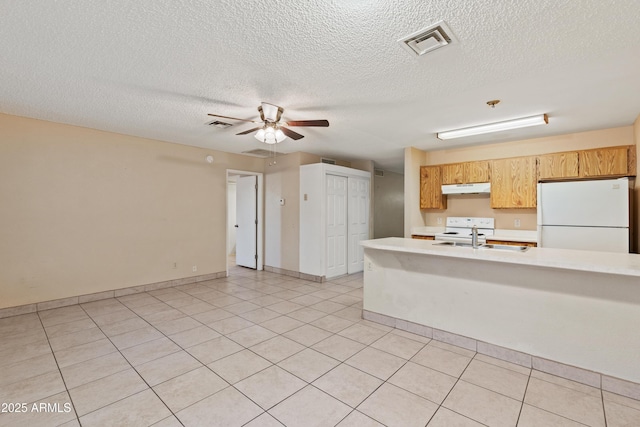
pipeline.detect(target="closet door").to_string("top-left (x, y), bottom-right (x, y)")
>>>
top-left (326, 174), bottom-right (348, 278)
top-left (348, 177), bottom-right (370, 274)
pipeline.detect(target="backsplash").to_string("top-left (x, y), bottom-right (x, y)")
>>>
top-left (422, 194), bottom-right (537, 230)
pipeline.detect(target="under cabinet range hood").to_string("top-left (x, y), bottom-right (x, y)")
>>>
top-left (441, 182), bottom-right (491, 195)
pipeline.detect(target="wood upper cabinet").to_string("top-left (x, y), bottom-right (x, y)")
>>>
top-left (490, 157), bottom-right (537, 209)
top-left (538, 152), bottom-right (579, 180)
top-left (465, 161), bottom-right (490, 183)
top-left (441, 161), bottom-right (490, 184)
top-left (441, 163), bottom-right (464, 184)
top-left (578, 147), bottom-right (628, 178)
top-left (420, 166), bottom-right (447, 210)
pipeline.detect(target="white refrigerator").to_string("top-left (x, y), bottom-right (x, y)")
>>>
top-left (537, 178), bottom-right (630, 253)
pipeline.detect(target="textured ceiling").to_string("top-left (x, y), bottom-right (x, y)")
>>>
top-left (2, 0), bottom-right (640, 173)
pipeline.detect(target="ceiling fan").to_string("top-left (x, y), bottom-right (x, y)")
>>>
top-left (208, 102), bottom-right (329, 144)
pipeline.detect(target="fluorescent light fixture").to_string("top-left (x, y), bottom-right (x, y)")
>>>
top-left (437, 114), bottom-right (548, 140)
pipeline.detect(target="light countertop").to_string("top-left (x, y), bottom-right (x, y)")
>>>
top-left (362, 237), bottom-right (640, 278)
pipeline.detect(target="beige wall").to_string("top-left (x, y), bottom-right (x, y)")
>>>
top-left (263, 153), bottom-right (376, 272)
top-left (406, 126), bottom-right (635, 233)
top-left (373, 170), bottom-right (404, 238)
top-left (0, 113), bottom-right (264, 308)
top-left (404, 147), bottom-right (427, 236)
top-left (264, 151), bottom-right (321, 272)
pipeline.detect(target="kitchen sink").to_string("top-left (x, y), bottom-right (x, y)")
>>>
top-left (433, 241), bottom-right (472, 247)
top-left (434, 241), bottom-right (529, 252)
top-left (481, 244), bottom-right (530, 252)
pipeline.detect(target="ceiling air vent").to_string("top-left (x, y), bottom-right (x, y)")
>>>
top-left (398, 21), bottom-right (456, 57)
top-left (321, 158), bottom-right (337, 165)
top-left (207, 120), bottom-right (233, 128)
top-left (374, 169), bottom-right (384, 177)
top-left (242, 149), bottom-right (284, 157)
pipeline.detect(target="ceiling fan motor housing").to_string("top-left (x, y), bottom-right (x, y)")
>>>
top-left (259, 103), bottom-right (283, 123)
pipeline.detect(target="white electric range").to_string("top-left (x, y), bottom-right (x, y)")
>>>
top-left (434, 217), bottom-right (495, 244)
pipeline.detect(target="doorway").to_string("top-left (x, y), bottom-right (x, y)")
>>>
top-left (226, 170), bottom-right (264, 275)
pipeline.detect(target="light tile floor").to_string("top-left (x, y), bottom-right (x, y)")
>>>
top-left (2, 266), bottom-right (640, 427)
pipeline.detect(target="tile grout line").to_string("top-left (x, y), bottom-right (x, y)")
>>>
top-left (429, 349), bottom-right (475, 424)
top-left (74, 302), bottom-right (188, 426)
top-left (514, 369), bottom-right (533, 426)
top-left (172, 277), bottom-right (371, 424)
top-left (10, 268), bottom-right (630, 426)
top-left (601, 386), bottom-right (609, 427)
top-left (35, 310), bottom-right (82, 426)
top-left (115, 272), bottom-right (337, 423)
top-left (7, 271), bottom-right (367, 426)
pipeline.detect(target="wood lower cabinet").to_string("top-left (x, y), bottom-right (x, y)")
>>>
top-left (420, 166), bottom-right (446, 210)
top-left (486, 239), bottom-right (537, 247)
top-left (411, 235), bottom-right (435, 240)
top-left (579, 146), bottom-right (628, 178)
top-left (538, 152), bottom-right (579, 180)
top-left (490, 157), bottom-right (537, 209)
top-left (441, 161), bottom-right (490, 184)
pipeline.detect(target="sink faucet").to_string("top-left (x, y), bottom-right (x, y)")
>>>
top-left (471, 226), bottom-right (480, 249)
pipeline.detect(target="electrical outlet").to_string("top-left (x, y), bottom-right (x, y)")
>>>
top-left (437, 217), bottom-right (443, 225)
top-left (514, 219), bottom-right (521, 228)
top-left (192, 265), bottom-right (197, 272)
top-left (367, 262), bottom-right (373, 271)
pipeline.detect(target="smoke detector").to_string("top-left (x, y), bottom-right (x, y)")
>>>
top-left (398, 21), bottom-right (457, 57)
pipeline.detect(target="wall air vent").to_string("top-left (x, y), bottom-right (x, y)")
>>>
top-left (242, 149), bottom-right (284, 158)
top-left (321, 158), bottom-right (337, 165)
top-left (398, 21), bottom-right (456, 57)
top-left (374, 169), bottom-right (384, 177)
top-left (207, 120), bottom-right (233, 128)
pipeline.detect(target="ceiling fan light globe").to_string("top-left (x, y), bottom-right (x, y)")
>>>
top-left (263, 127), bottom-right (277, 144)
top-left (275, 129), bottom-right (286, 143)
top-left (254, 128), bottom-right (266, 142)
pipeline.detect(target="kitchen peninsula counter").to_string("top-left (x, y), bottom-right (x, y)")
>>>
top-left (361, 237), bottom-right (640, 390)
top-left (363, 237), bottom-right (640, 277)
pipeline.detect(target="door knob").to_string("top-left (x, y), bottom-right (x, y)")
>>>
top-left (234, 224), bottom-right (239, 228)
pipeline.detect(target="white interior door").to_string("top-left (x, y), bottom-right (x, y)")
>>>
top-left (348, 177), bottom-right (370, 273)
top-left (236, 175), bottom-right (257, 269)
top-left (326, 174), bottom-right (348, 278)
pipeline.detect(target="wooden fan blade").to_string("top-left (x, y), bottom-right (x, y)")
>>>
top-left (236, 127), bottom-right (263, 135)
top-left (208, 113), bottom-right (260, 123)
top-left (280, 126), bottom-right (305, 140)
top-left (285, 120), bottom-right (329, 127)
